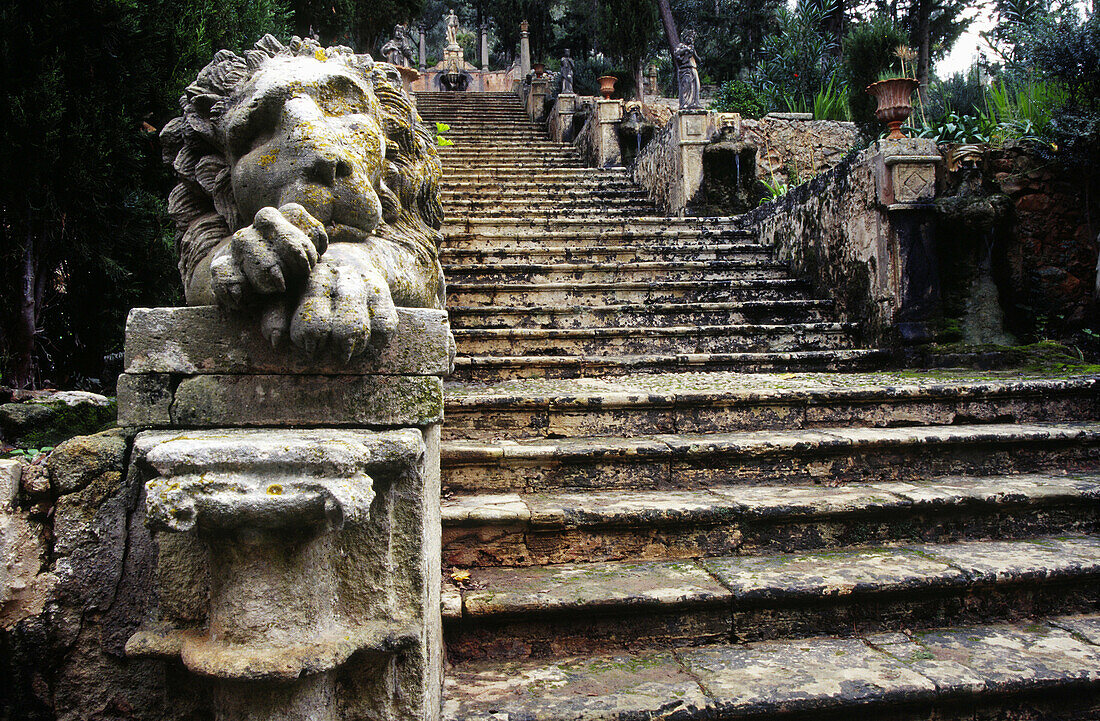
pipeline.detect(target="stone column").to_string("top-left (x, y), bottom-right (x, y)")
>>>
top-left (120, 306), bottom-right (452, 721)
top-left (596, 98), bottom-right (624, 168)
top-left (480, 23), bottom-right (489, 69)
top-left (519, 20), bottom-right (531, 79)
top-left (418, 24), bottom-right (427, 71)
top-left (673, 108), bottom-right (717, 214)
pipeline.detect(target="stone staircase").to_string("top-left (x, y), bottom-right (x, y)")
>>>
top-left (415, 91), bottom-right (1100, 720)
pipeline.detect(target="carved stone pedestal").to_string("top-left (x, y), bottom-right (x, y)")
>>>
top-left (121, 306), bottom-right (452, 721)
top-left (596, 98), bottom-right (624, 168)
top-left (673, 109), bottom-right (717, 214)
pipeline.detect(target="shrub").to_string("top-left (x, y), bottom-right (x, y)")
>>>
top-left (842, 14), bottom-right (909, 126)
top-left (710, 80), bottom-right (767, 117)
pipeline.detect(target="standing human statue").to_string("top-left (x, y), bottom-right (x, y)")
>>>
top-left (560, 49), bottom-right (575, 94)
top-left (445, 9), bottom-right (460, 48)
top-left (674, 31), bottom-right (702, 110)
top-left (382, 24), bottom-right (416, 66)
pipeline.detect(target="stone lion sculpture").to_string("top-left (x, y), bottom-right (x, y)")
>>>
top-left (161, 34), bottom-right (444, 360)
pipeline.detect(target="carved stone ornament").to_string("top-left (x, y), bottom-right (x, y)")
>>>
top-left (160, 35), bottom-right (445, 362)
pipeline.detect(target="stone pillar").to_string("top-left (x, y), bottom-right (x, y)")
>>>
top-left (418, 24), bottom-right (427, 71)
top-left (672, 108), bottom-right (717, 214)
top-left (550, 93), bottom-right (577, 143)
top-left (596, 98), bottom-right (624, 168)
top-left (480, 23), bottom-right (489, 69)
top-left (519, 20), bottom-right (531, 79)
top-left (527, 76), bottom-right (549, 122)
top-left (120, 306), bottom-right (452, 721)
top-left (870, 138), bottom-right (943, 342)
top-left (647, 63), bottom-right (659, 97)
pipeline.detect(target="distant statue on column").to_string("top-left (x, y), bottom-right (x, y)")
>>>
top-left (674, 30), bottom-right (702, 110)
top-left (445, 9), bottom-right (460, 49)
top-left (560, 49), bottom-right (575, 94)
top-left (381, 24), bottom-right (416, 67)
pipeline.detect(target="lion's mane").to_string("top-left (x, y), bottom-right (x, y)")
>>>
top-left (160, 34), bottom-right (443, 297)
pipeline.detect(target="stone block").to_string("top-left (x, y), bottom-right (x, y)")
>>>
top-left (886, 155), bottom-right (939, 204)
top-left (124, 306), bottom-right (453, 376)
top-left (120, 373), bottom-right (443, 429)
top-left (0, 459), bottom-right (21, 507)
top-left (116, 374), bottom-right (173, 427)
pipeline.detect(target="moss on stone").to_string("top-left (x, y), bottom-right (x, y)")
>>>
top-left (0, 398), bottom-right (117, 449)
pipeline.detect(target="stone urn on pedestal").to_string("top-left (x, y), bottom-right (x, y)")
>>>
top-left (866, 77), bottom-right (919, 140)
top-left (598, 75), bottom-right (618, 99)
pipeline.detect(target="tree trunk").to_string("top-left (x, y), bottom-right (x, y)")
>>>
top-left (656, 0), bottom-right (680, 59)
top-left (915, 0), bottom-right (932, 106)
top-left (14, 222), bottom-right (37, 389)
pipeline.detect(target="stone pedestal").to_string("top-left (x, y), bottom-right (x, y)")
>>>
top-left (444, 45), bottom-right (464, 66)
top-left (121, 306), bottom-right (451, 721)
top-left (596, 98), bottom-right (624, 168)
top-left (673, 109), bottom-right (717, 214)
top-left (870, 138), bottom-right (943, 342)
top-left (527, 76), bottom-right (549, 122)
top-left (550, 93), bottom-right (577, 143)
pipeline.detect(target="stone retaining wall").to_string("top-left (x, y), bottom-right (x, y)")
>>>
top-left (739, 153), bottom-right (893, 344)
top-left (631, 117), bottom-right (679, 213)
top-left (741, 115), bottom-right (860, 186)
top-left (984, 143), bottom-right (1098, 333)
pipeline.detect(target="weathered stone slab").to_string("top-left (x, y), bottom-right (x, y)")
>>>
top-left (442, 650), bottom-right (712, 721)
top-left (912, 535), bottom-right (1100, 583)
top-left (463, 559), bottom-right (729, 617)
top-left (677, 637), bottom-right (937, 715)
top-left (119, 373), bottom-right (443, 428)
top-left (125, 306), bottom-right (453, 376)
top-left (900, 622), bottom-right (1100, 692)
top-left (701, 546), bottom-right (966, 602)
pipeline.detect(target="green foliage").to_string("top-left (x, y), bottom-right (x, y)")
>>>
top-left (759, 175), bottom-right (792, 204)
top-left (670, 0), bottom-right (784, 82)
top-left (597, 0), bottom-right (659, 98)
top-left (758, 0), bottom-right (840, 114)
top-left (291, 0), bottom-right (423, 51)
top-left (710, 80), bottom-right (767, 117)
top-left (813, 76), bottom-right (852, 120)
top-left (435, 121), bottom-right (454, 146)
top-left (842, 14), bottom-right (909, 125)
top-left (4, 447), bottom-right (53, 460)
top-left (908, 112), bottom-right (996, 143)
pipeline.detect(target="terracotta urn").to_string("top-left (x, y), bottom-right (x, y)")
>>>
top-left (532, 62), bottom-right (546, 78)
top-left (598, 74), bottom-right (618, 100)
top-left (866, 77), bottom-right (919, 140)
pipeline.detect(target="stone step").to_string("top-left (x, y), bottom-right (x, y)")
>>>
top-left (437, 150), bottom-right (578, 160)
top-left (440, 243), bottom-right (768, 264)
top-left (440, 421), bottom-right (1100, 493)
top-left (443, 220), bottom-right (749, 240)
top-left (442, 473), bottom-right (1100, 568)
top-left (442, 180), bottom-right (640, 194)
top-left (444, 260), bottom-right (791, 284)
top-left (441, 168), bottom-right (631, 182)
top-left (453, 322), bottom-right (854, 356)
top-left (443, 200), bottom-right (654, 214)
top-left (442, 191), bottom-right (650, 205)
top-left (446, 300), bottom-right (833, 330)
top-left (446, 278), bottom-right (814, 306)
top-left (442, 373), bottom-right (1100, 443)
top-left (442, 229), bottom-right (757, 251)
top-left (442, 534), bottom-right (1100, 661)
top-left (443, 614), bottom-right (1100, 720)
top-left (451, 349), bottom-right (890, 382)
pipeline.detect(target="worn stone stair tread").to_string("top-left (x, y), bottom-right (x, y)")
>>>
top-left (441, 244), bottom-right (769, 260)
top-left (448, 349), bottom-right (890, 377)
top-left (448, 279), bottom-right (806, 292)
top-left (449, 535), bottom-right (1100, 622)
top-left (442, 473), bottom-right (1100, 530)
top-left (446, 260), bottom-right (785, 273)
top-left (444, 370), bottom-right (1098, 405)
top-left (441, 421), bottom-right (1100, 465)
top-left (442, 615), bottom-right (1100, 721)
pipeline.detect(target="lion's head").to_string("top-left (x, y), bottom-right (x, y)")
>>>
top-left (160, 35), bottom-right (442, 302)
